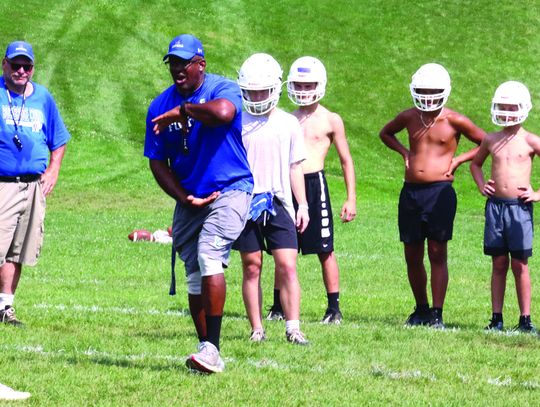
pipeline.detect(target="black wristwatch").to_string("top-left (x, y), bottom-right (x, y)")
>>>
top-left (180, 102), bottom-right (188, 116)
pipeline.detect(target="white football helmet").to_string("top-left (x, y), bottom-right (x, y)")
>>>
top-left (409, 63), bottom-right (451, 111)
top-left (237, 53), bottom-right (282, 115)
top-left (286, 56), bottom-right (327, 106)
top-left (491, 81), bottom-right (532, 127)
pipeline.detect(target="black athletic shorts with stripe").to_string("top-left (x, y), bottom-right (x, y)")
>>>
top-left (295, 171), bottom-right (334, 255)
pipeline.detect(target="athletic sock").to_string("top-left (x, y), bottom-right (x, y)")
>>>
top-left (327, 292), bottom-right (340, 311)
top-left (205, 315), bottom-right (223, 351)
top-left (273, 289), bottom-right (283, 312)
top-left (432, 307), bottom-right (443, 318)
top-left (285, 319), bottom-right (300, 333)
top-left (0, 293), bottom-right (14, 309)
top-left (492, 312), bottom-right (503, 323)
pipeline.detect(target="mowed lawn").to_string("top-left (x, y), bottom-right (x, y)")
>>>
top-left (1, 1), bottom-right (539, 405)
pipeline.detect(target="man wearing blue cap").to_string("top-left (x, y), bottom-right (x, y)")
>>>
top-left (0, 41), bottom-right (71, 326)
top-left (145, 34), bottom-right (253, 373)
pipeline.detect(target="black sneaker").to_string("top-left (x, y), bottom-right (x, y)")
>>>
top-left (405, 307), bottom-right (431, 326)
top-left (266, 306), bottom-right (284, 321)
top-left (321, 308), bottom-right (343, 324)
top-left (485, 319), bottom-right (504, 331)
top-left (0, 306), bottom-right (23, 327)
top-left (514, 317), bottom-right (537, 334)
top-left (428, 309), bottom-right (445, 329)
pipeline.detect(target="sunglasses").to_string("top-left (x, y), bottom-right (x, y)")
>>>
top-left (8, 61), bottom-right (34, 72)
top-left (167, 57), bottom-right (201, 71)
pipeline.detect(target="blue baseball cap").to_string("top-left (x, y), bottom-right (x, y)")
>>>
top-left (163, 34), bottom-right (204, 61)
top-left (5, 41), bottom-right (34, 62)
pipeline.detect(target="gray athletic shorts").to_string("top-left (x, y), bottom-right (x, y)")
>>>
top-left (172, 189), bottom-right (251, 277)
top-left (484, 197), bottom-right (533, 260)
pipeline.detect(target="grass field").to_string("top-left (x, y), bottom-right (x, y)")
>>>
top-left (1, 0), bottom-right (540, 405)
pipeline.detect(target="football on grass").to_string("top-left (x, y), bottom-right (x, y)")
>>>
top-left (128, 229), bottom-right (154, 242)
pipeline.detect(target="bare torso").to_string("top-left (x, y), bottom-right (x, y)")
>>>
top-left (486, 128), bottom-right (534, 198)
top-left (403, 108), bottom-right (461, 183)
top-left (292, 105), bottom-right (334, 173)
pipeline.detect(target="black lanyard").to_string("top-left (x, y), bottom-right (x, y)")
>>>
top-left (5, 84), bottom-right (27, 151)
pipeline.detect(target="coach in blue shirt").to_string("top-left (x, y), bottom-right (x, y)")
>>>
top-left (0, 41), bottom-right (70, 326)
top-left (145, 34), bottom-right (253, 374)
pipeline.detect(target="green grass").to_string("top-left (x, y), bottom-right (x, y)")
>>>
top-left (1, 0), bottom-right (540, 405)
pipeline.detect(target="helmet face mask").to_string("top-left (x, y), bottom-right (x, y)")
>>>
top-left (491, 81), bottom-right (532, 127)
top-left (410, 63), bottom-right (451, 112)
top-left (237, 53), bottom-right (282, 115)
top-left (286, 56), bottom-right (327, 106)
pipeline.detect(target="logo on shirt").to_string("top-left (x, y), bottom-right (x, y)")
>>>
top-left (2, 105), bottom-right (44, 132)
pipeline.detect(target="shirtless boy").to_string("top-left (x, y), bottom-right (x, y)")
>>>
top-left (380, 63), bottom-right (485, 328)
top-left (267, 56), bottom-right (356, 324)
top-left (470, 81), bottom-right (538, 333)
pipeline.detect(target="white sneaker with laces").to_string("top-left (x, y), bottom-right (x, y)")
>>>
top-left (249, 328), bottom-right (266, 342)
top-left (185, 341), bottom-right (225, 373)
top-left (0, 383), bottom-right (31, 400)
top-left (286, 328), bottom-right (309, 345)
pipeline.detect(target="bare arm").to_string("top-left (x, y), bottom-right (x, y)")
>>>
top-left (379, 112), bottom-right (409, 168)
top-left (518, 133), bottom-right (540, 202)
top-left (152, 99), bottom-right (237, 135)
top-left (469, 140), bottom-right (494, 196)
top-left (41, 144), bottom-right (67, 196)
top-left (446, 114), bottom-right (486, 176)
top-left (330, 113), bottom-right (356, 222)
top-left (290, 161), bottom-right (309, 233)
top-left (149, 160), bottom-right (218, 207)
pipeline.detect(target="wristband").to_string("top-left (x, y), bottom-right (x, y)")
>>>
top-left (298, 204), bottom-right (309, 210)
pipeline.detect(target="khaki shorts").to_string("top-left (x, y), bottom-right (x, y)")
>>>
top-left (0, 181), bottom-right (46, 266)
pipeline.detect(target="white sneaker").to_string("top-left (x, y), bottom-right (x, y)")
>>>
top-left (0, 383), bottom-right (31, 400)
top-left (249, 328), bottom-right (266, 342)
top-left (185, 341), bottom-right (225, 373)
top-left (286, 328), bottom-right (309, 345)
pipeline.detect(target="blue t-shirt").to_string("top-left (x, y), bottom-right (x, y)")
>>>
top-left (144, 73), bottom-right (253, 197)
top-left (0, 78), bottom-right (71, 176)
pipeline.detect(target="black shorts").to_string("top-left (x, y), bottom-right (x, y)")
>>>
top-left (398, 181), bottom-right (456, 243)
top-left (233, 197), bottom-right (298, 253)
top-left (294, 171), bottom-right (334, 255)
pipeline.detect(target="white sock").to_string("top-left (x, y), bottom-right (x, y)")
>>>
top-left (285, 319), bottom-right (300, 332)
top-left (0, 294), bottom-right (14, 309)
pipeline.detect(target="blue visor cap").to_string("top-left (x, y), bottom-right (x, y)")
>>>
top-left (163, 34), bottom-right (204, 61)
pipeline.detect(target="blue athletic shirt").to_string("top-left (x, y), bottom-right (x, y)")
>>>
top-left (144, 73), bottom-right (253, 198)
top-left (0, 78), bottom-right (70, 176)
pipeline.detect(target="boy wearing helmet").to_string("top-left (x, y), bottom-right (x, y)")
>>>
top-left (470, 81), bottom-right (539, 333)
top-left (234, 53), bottom-right (310, 345)
top-left (268, 56), bottom-right (356, 324)
top-left (380, 63), bottom-right (485, 328)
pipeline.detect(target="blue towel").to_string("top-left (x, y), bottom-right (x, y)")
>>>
top-left (249, 192), bottom-right (276, 221)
